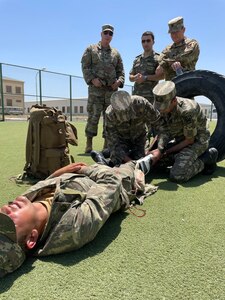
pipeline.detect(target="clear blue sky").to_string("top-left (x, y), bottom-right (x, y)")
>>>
top-left (0, 0), bottom-right (224, 102)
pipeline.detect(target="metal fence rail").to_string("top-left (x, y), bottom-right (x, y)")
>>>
top-left (0, 62), bottom-right (133, 121)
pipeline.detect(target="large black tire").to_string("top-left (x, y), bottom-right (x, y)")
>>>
top-left (173, 70), bottom-right (225, 162)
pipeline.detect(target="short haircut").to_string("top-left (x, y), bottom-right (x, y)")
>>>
top-left (142, 31), bottom-right (155, 42)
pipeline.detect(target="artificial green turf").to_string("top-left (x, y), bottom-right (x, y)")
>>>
top-left (0, 120), bottom-right (225, 300)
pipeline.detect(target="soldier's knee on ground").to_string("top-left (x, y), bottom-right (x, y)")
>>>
top-left (169, 169), bottom-right (188, 183)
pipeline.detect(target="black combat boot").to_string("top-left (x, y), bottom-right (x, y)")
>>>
top-left (199, 147), bottom-right (218, 175)
top-left (90, 151), bottom-right (110, 166)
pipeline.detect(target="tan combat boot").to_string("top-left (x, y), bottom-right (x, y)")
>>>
top-left (85, 137), bottom-right (93, 153)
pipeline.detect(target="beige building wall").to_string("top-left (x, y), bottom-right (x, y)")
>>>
top-left (24, 97), bottom-right (88, 115)
top-left (25, 99), bottom-right (217, 119)
top-left (1, 77), bottom-right (25, 112)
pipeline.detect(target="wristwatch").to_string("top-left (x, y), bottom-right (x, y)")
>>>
top-left (144, 75), bottom-right (148, 81)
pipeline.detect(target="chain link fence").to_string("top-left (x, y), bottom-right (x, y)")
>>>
top-left (0, 62), bottom-right (133, 121)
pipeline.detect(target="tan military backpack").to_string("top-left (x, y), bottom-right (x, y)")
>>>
top-left (22, 104), bottom-right (78, 180)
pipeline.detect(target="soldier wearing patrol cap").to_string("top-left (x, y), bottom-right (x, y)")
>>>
top-left (168, 16), bottom-right (184, 33)
top-left (156, 16), bottom-right (200, 80)
top-left (81, 24), bottom-right (125, 154)
top-left (153, 81), bottom-right (176, 112)
top-left (146, 81), bottom-right (218, 183)
top-left (90, 90), bottom-right (160, 167)
top-left (0, 213), bottom-right (26, 277)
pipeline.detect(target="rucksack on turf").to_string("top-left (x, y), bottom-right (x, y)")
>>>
top-left (22, 104), bottom-right (78, 180)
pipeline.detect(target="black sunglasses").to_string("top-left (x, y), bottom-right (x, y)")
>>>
top-left (103, 31), bottom-right (113, 36)
top-left (142, 39), bottom-right (151, 43)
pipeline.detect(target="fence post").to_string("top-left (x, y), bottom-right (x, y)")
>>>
top-left (0, 63), bottom-right (5, 121)
top-left (39, 70), bottom-right (43, 105)
top-left (69, 75), bottom-right (72, 122)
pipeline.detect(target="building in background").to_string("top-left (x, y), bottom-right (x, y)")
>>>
top-left (0, 77), bottom-right (25, 114)
top-left (24, 97), bottom-right (88, 116)
top-left (200, 103), bottom-right (217, 119)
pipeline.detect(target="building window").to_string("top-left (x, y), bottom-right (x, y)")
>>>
top-left (15, 86), bottom-right (22, 94)
top-left (67, 106), bottom-right (70, 113)
top-left (16, 99), bottom-right (21, 103)
top-left (6, 99), bottom-right (12, 106)
top-left (62, 106), bottom-right (65, 113)
top-left (74, 106), bottom-right (78, 114)
top-left (80, 106), bottom-right (84, 113)
top-left (6, 85), bottom-right (12, 93)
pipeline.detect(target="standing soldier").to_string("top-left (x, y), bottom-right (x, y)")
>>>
top-left (129, 31), bottom-right (163, 104)
top-left (156, 16), bottom-right (200, 80)
top-left (81, 24), bottom-right (125, 153)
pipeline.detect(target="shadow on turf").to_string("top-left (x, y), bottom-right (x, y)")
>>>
top-left (146, 165), bottom-right (225, 191)
top-left (0, 211), bottom-right (128, 291)
top-left (77, 152), bottom-right (91, 157)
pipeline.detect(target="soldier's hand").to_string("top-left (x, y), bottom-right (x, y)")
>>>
top-left (50, 162), bottom-right (88, 177)
top-left (134, 73), bottom-right (142, 83)
top-left (171, 61), bottom-right (182, 71)
top-left (111, 80), bottom-right (121, 90)
top-left (148, 149), bottom-right (162, 166)
top-left (92, 78), bottom-right (102, 87)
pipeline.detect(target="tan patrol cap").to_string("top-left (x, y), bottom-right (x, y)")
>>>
top-left (153, 81), bottom-right (176, 111)
top-left (102, 24), bottom-right (114, 32)
top-left (110, 91), bottom-right (132, 122)
top-left (168, 16), bottom-right (184, 33)
top-left (110, 91), bottom-right (132, 112)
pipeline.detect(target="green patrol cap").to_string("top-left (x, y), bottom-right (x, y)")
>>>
top-left (168, 16), bottom-right (184, 33)
top-left (153, 81), bottom-right (176, 111)
top-left (0, 213), bottom-right (26, 277)
top-left (102, 24), bottom-right (114, 32)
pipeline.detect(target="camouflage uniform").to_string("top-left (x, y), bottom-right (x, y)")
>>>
top-left (24, 162), bottom-right (137, 256)
top-left (158, 16), bottom-right (200, 80)
top-left (105, 91), bottom-right (160, 166)
top-left (129, 52), bottom-right (160, 103)
top-left (81, 42), bottom-right (125, 138)
top-left (155, 95), bottom-right (210, 182)
top-left (0, 162), bottom-right (158, 277)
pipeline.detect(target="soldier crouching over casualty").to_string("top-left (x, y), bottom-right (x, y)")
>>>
top-left (144, 81), bottom-right (218, 183)
top-left (90, 91), bottom-right (160, 167)
top-left (0, 160), bottom-right (157, 277)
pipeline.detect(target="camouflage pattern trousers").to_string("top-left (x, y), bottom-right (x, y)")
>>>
top-left (85, 85), bottom-right (115, 138)
top-left (159, 141), bottom-right (209, 183)
top-left (111, 134), bottom-right (146, 166)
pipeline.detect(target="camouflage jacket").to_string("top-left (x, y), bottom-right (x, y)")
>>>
top-left (81, 42), bottom-right (125, 87)
top-left (21, 163), bottom-right (141, 256)
top-left (129, 51), bottom-right (160, 102)
top-left (156, 97), bottom-right (209, 150)
top-left (105, 96), bottom-right (160, 159)
top-left (158, 37), bottom-right (200, 80)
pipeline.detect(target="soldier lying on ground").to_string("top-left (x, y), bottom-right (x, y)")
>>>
top-left (0, 159), bottom-right (156, 278)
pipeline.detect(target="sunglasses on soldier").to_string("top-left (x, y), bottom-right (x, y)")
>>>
top-left (103, 31), bottom-right (113, 36)
top-left (142, 39), bottom-right (151, 43)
